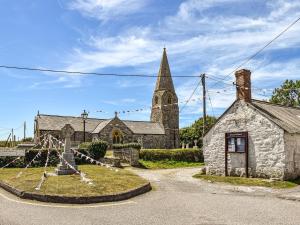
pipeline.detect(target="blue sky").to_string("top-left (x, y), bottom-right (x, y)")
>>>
top-left (0, 0), bottom-right (300, 140)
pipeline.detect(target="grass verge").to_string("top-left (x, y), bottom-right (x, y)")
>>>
top-left (139, 160), bottom-right (204, 169)
top-left (0, 165), bottom-right (148, 197)
top-left (193, 174), bottom-right (300, 189)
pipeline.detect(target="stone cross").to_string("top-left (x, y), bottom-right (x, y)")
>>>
top-left (56, 124), bottom-right (78, 175)
top-left (61, 124), bottom-right (75, 154)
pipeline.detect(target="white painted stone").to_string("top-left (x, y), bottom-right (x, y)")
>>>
top-left (204, 101), bottom-right (287, 179)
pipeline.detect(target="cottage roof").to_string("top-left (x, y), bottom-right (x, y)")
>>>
top-left (251, 100), bottom-right (300, 134)
top-left (205, 99), bottom-right (300, 136)
top-left (37, 114), bottom-right (165, 135)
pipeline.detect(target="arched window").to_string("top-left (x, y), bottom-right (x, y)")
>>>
top-left (154, 96), bottom-right (159, 105)
top-left (113, 130), bottom-right (123, 144)
top-left (167, 95), bottom-right (172, 104)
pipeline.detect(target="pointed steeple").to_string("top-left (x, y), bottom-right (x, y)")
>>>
top-left (155, 48), bottom-right (175, 93)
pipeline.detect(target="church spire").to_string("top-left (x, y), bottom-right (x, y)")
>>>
top-left (154, 48), bottom-right (175, 93)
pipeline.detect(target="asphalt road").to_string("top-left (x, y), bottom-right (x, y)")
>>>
top-left (0, 167), bottom-right (300, 225)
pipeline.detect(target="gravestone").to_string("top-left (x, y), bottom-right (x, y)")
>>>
top-left (193, 140), bottom-right (198, 149)
top-left (182, 142), bottom-right (185, 149)
top-left (56, 124), bottom-right (78, 175)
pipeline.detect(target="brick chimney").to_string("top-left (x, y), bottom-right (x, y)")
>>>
top-left (235, 69), bottom-right (251, 102)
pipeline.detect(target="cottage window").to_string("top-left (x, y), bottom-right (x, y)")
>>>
top-left (225, 132), bottom-right (248, 153)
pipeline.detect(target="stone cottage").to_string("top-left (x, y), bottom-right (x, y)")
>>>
top-left (203, 69), bottom-right (300, 180)
top-left (34, 48), bottom-right (180, 149)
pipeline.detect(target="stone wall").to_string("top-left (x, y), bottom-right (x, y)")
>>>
top-left (284, 133), bottom-right (300, 179)
top-left (92, 117), bottom-right (167, 149)
top-left (204, 101), bottom-right (286, 179)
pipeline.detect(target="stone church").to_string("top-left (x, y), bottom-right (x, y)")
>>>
top-left (34, 48), bottom-right (180, 149)
top-left (203, 69), bottom-right (300, 180)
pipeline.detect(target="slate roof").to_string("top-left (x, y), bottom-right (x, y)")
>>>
top-left (37, 114), bottom-right (165, 135)
top-left (36, 114), bottom-right (104, 132)
top-left (123, 120), bottom-right (165, 135)
top-left (251, 99), bottom-right (300, 134)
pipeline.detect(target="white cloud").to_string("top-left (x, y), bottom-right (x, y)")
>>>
top-left (61, 0), bottom-right (300, 121)
top-left (69, 0), bottom-right (147, 21)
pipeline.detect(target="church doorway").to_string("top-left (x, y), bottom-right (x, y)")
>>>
top-left (112, 130), bottom-right (123, 144)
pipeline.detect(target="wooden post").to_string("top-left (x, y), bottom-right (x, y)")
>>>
top-left (245, 132), bottom-right (249, 178)
top-left (225, 133), bottom-right (228, 176)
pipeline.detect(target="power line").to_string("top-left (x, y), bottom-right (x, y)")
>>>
top-left (209, 15), bottom-right (300, 88)
top-left (180, 79), bottom-right (202, 113)
top-left (0, 65), bottom-right (199, 78)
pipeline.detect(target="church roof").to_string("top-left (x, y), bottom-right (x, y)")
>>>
top-left (123, 120), bottom-right (165, 135)
top-left (36, 114), bottom-right (104, 132)
top-left (251, 99), bottom-right (300, 134)
top-left (154, 48), bottom-right (175, 93)
top-left (37, 114), bottom-right (165, 135)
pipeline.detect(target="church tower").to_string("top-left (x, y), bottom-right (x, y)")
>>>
top-left (151, 48), bottom-right (179, 149)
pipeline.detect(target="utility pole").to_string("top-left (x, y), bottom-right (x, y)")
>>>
top-left (201, 74), bottom-right (207, 136)
top-left (24, 121), bottom-right (26, 140)
top-left (11, 128), bottom-right (14, 147)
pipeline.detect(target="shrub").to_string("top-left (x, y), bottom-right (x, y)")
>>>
top-left (79, 142), bottom-right (92, 149)
top-left (86, 141), bottom-right (108, 160)
top-left (139, 149), bottom-right (203, 162)
top-left (112, 143), bottom-right (141, 150)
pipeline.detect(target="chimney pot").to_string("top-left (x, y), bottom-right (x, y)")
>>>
top-left (235, 69), bottom-right (251, 102)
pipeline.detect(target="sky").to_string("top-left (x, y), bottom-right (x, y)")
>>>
top-left (0, 0), bottom-right (300, 140)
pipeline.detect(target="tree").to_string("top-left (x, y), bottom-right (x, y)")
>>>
top-left (270, 80), bottom-right (300, 107)
top-left (180, 116), bottom-right (216, 148)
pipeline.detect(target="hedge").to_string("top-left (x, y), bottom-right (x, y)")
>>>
top-left (112, 143), bottom-right (141, 150)
top-left (79, 141), bottom-right (108, 160)
top-left (139, 149), bottom-right (203, 162)
top-left (0, 148), bottom-right (94, 168)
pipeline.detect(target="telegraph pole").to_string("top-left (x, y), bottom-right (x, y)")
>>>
top-left (201, 74), bottom-right (207, 135)
top-left (11, 128), bottom-right (14, 147)
top-left (24, 121), bottom-right (26, 140)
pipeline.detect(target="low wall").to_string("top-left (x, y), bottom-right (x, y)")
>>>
top-left (0, 181), bottom-right (151, 204)
top-left (113, 148), bottom-right (139, 166)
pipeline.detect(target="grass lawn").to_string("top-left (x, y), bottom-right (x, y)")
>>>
top-left (0, 165), bottom-right (148, 197)
top-left (193, 174), bottom-right (300, 189)
top-left (139, 160), bottom-right (204, 169)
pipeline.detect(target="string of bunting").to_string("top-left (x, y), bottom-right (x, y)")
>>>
top-left (35, 136), bottom-right (52, 190)
top-left (113, 97), bottom-right (203, 115)
top-left (51, 137), bottom-right (93, 185)
top-left (16, 137), bottom-right (47, 178)
top-left (0, 156), bottom-right (21, 169)
top-left (72, 149), bottom-right (119, 172)
top-left (1, 134), bottom-right (47, 170)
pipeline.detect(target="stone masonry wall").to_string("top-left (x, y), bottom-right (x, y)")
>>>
top-left (284, 133), bottom-right (300, 179)
top-left (203, 101), bottom-right (286, 179)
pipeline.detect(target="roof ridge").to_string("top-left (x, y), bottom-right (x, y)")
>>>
top-left (38, 114), bottom-right (106, 120)
top-left (252, 99), bottom-right (300, 110)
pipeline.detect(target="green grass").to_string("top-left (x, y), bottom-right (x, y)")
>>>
top-left (193, 174), bottom-right (300, 189)
top-left (0, 165), bottom-right (148, 197)
top-left (139, 160), bottom-right (204, 169)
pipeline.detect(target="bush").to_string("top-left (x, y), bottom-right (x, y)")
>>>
top-left (86, 141), bottom-right (108, 160)
top-left (79, 142), bottom-right (91, 149)
top-left (112, 143), bottom-right (141, 150)
top-left (139, 149), bottom-right (203, 162)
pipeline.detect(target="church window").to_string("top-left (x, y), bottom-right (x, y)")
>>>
top-left (155, 96), bottom-right (159, 105)
top-left (113, 130), bottom-right (123, 144)
top-left (167, 95), bottom-right (172, 104)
